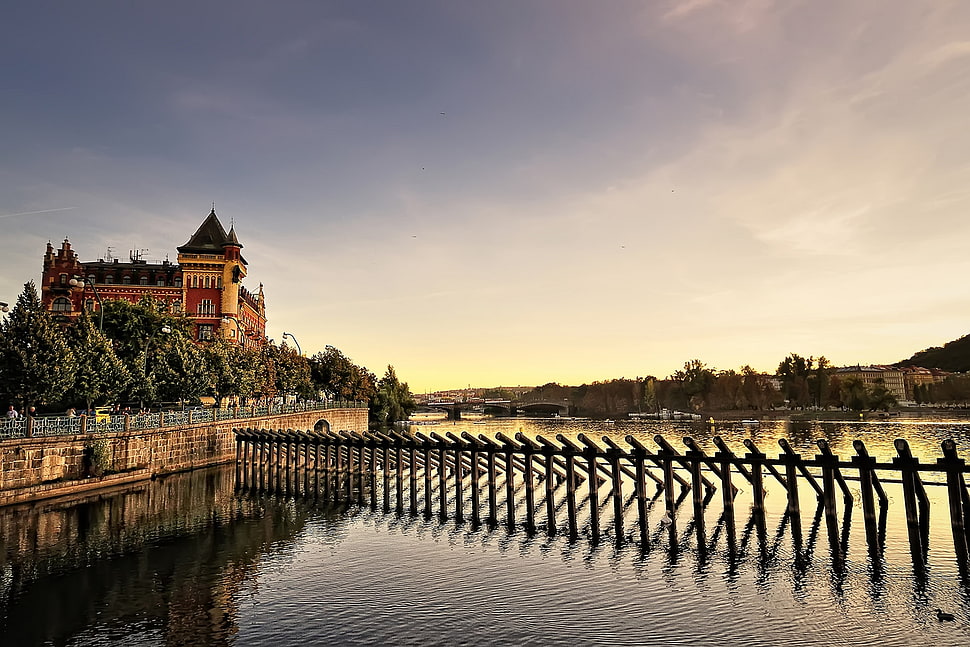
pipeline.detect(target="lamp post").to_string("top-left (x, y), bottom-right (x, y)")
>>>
top-left (222, 317), bottom-right (245, 346)
top-left (282, 332), bottom-right (302, 356)
top-left (69, 275), bottom-right (104, 331)
top-left (0, 301), bottom-right (9, 313)
top-left (142, 325), bottom-right (172, 374)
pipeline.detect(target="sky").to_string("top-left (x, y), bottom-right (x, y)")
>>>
top-left (2, 1), bottom-right (970, 393)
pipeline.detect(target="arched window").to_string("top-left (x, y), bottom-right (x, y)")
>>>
top-left (59, 274), bottom-right (68, 286)
top-left (105, 275), bottom-right (114, 284)
top-left (122, 276), bottom-right (131, 285)
top-left (84, 299), bottom-right (95, 312)
top-left (204, 276), bottom-right (211, 289)
top-left (157, 277), bottom-right (166, 286)
top-left (174, 277), bottom-right (182, 288)
top-left (51, 297), bottom-right (72, 312)
top-left (217, 276), bottom-right (223, 289)
top-left (139, 276), bottom-right (148, 286)
top-left (87, 274), bottom-right (96, 284)
top-left (172, 300), bottom-right (182, 312)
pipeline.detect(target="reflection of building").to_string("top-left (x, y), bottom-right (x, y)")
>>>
top-left (40, 209), bottom-right (266, 346)
top-left (834, 365), bottom-right (907, 401)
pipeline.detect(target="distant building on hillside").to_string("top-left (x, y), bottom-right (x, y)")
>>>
top-left (898, 365), bottom-right (950, 400)
top-left (40, 208), bottom-right (267, 347)
top-left (834, 365), bottom-right (906, 401)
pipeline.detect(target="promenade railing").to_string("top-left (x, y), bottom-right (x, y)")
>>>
top-left (0, 400), bottom-right (367, 440)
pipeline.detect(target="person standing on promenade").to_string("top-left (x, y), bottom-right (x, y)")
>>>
top-left (6, 405), bottom-right (18, 419)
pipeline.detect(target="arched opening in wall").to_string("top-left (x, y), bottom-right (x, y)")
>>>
top-left (313, 419), bottom-right (331, 433)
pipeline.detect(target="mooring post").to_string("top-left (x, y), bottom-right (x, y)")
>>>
top-left (893, 438), bottom-right (926, 565)
top-left (600, 436), bottom-right (626, 541)
top-left (447, 432), bottom-right (465, 523)
top-left (577, 434), bottom-right (603, 541)
top-left (478, 434), bottom-right (500, 526)
top-left (686, 443), bottom-right (706, 545)
top-left (940, 439), bottom-right (970, 570)
top-left (714, 441), bottom-right (736, 545)
top-left (517, 432), bottom-right (542, 533)
top-left (462, 432), bottom-right (483, 526)
top-left (501, 435), bottom-right (518, 530)
top-left (536, 434), bottom-right (560, 536)
top-left (745, 441), bottom-right (766, 516)
top-left (234, 431), bottom-right (243, 486)
top-left (852, 440), bottom-right (881, 555)
top-left (657, 437), bottom-right (677, 521)
top-left (557, 436), bottom-right (579, 538)
top-left (624, 436), bottom-right (651, 548)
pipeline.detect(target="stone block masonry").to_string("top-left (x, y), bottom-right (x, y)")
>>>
top-left (0, 407), bottom-right (368, 507)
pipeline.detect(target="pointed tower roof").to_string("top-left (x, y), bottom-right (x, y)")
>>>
top-left (224, 225), bottom-right (242, 248)
top-left (177, 208), bottom-right (233, 253)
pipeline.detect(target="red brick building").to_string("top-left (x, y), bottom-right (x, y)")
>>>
top-left (40, 209), bottom-right (267, 346)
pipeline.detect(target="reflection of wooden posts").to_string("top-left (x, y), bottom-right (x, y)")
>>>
top-left (235, 431), bottom-right (243, 485)
top-left (940, 440), bottom-right (970, 570)
top-left (853, 440), bottom-right (881, 555)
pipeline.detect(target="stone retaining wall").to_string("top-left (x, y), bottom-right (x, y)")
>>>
top-left (0, 407), bottom-right (367, 507)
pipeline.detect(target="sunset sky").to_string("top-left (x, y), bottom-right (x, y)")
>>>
top-left (3, 1), bottom-right (970, 392)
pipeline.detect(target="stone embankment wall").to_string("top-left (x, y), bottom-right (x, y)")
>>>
top-left (0, 407), bottom-right (367, 507)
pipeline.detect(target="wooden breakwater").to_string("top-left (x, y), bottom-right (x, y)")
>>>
top-left (233, 428), bottom-right (970, 571)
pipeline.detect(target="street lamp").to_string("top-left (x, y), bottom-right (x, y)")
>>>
top-left (0, 301), bottom-right (9, 313)
top-left (69, 275), bottom-right (104, 331)
top-left (222, 316), bottom-right (245, 346)
top-left (282, 332), bottom-right (302, 356)
top-left (142, 325), bottom-right (172, 374)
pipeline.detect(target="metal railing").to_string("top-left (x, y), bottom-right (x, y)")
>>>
top-left (0, 400), bottom-right (367, 440)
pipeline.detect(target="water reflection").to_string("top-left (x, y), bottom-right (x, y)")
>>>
top-left (3, 416), bottom-right (970, 645)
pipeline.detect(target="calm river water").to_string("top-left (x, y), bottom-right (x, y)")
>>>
top-left (3, 414), bottom-right (970, 646)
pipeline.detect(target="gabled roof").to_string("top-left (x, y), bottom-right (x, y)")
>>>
top-left (177, 209), bottom-right (243, 253)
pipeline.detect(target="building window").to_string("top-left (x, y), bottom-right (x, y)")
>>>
top-left (217, 276), bottom-right (223, 289)
top-left (51, 297), bottom-right (72, 312)
top-left (199, 299), bottom-right (214, 315)
top-left (139, 275), bottom-right (148, 285)
top-left (84, 299), bottom-right (95, 312)
top-left (59, 274), bottom-right (68, 286)
top-left (122, 276), bottom-right (132, 285)
top-left (172, 300), bottom-right (182, 312)
top-left (105, 275), bottom-right (114, 284)
top-left (157, 277), bottom-right (166, 286)
top-left (198, 324), bottom-right (213, 341)
top-left (204, 275), bottom-right (211, 289)
top-left (88, 274), bottom-right (96, 284)
top-left (174, 277), bottom-right (182, 288)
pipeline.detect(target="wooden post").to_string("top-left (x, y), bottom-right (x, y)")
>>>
top-left (504, 444), bottom-right (516, 529)
top-left (778, 438), bottom-right (823, 500)
top-left (409, 442), bottom-right (419, 514)
top-left (536, 434), bottom-right (560, 536)
top-left (565, 444), bottom-right (578, 538)
top-left (447, 433), bottom-right (465, 524)
top-left (484, 439), bottom-right (498, 526)
top-left (746, 444), bottom-right (765, 517)
top-left (687, 447), bottom-right (706, 548)
top-left (715, 445), bottom-right (736, 551)
top-left (940, 439), bottom-right (970, 571)
top-left (893, 438), bottom-right (926, 569)
top-left (234, 431), bottom-right (243, 486)
top-left (462, 432), bottom-right (482, 526)
top-left (382, 443), bottom-right (391, 512)
top-left (600, 436), bottom-right (626, 541)
top-left (367, 437), bottom-right (377, 509)
top-left (778, 440), bottom-right (802, 549)
top-left (852, 440), bottom-right (880, 556)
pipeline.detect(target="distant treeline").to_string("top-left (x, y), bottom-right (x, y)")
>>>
top-left (899, 334), bottom-right (970, 372)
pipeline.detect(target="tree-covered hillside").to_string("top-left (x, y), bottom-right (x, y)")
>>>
top-left (898, 334), bottom-right (970, 372)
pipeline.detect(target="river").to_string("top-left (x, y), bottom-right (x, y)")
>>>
top-left (2, 414), bottom-right (970, 645)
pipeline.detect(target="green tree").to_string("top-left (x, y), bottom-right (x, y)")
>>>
top-left (308, 346), bottom-right (376, 402)
top-left (65, 311), bottom-right (130, 411)
top-left (841, 376), bottom-right (868, 411)
top-left (372, 365), bottom-right (417, 428)
top-left (867, 378), bottom-right (898, 411)
top-left (673, 359), bottom-right (715, 410)
top-left (0, 281), bottom-right (76, 411)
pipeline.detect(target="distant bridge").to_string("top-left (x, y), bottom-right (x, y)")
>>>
top-left (420, 399), bottom-right (572, 420)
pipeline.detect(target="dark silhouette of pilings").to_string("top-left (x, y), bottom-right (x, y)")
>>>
top-left (233, 427), bottom-right (970, 570)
